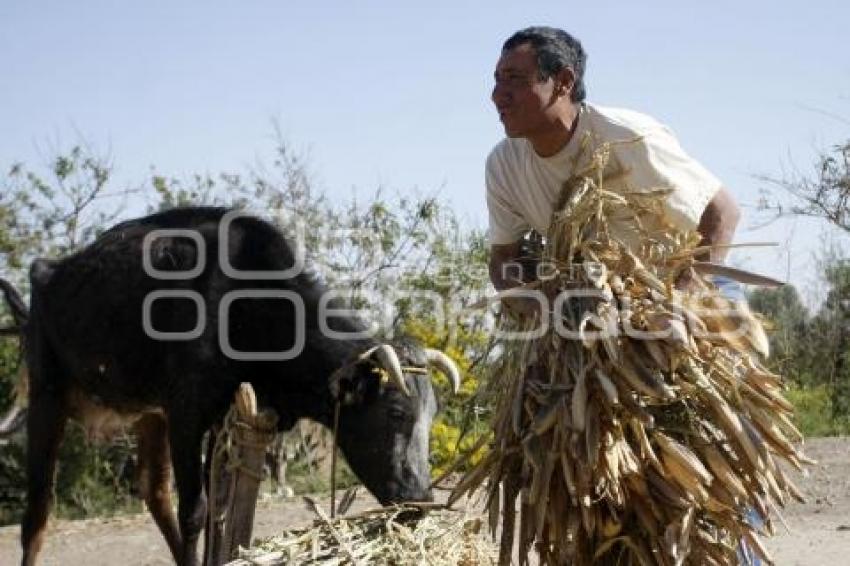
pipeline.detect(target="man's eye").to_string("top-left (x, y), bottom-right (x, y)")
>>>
top-left (496, 74), bottom-right (532, 88)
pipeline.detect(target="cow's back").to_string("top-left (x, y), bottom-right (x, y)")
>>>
top-left (27, 207), bottom-right (304, 413)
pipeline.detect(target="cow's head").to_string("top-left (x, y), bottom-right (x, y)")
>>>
top-left (328, 339), bottom-right (460, 504)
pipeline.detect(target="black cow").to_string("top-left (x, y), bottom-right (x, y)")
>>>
top-left (17, 206), bottom-right (460, 566)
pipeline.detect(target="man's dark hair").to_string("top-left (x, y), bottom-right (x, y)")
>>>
top-left (503, 26), bottom-right (587, 103)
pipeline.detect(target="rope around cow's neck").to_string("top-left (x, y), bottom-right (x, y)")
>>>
top-left (330, 399), bottom-right (341, 518)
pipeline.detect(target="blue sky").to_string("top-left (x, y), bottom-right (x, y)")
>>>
top-left (2, 1), bottom-right (848, 298)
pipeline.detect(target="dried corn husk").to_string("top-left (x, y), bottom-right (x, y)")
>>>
top-left (452, 139), bottom-right (810, 566)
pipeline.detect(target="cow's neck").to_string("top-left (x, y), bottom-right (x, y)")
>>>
top-left (299, 334), bottom-right (379, 426)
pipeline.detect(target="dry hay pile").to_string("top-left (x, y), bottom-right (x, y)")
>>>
top-left (228, 501), bottom-right (498, 565)
top-left (451, 142), bottom-right (810, 565)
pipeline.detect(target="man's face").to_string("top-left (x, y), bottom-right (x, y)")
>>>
top-left (492, 43), bottom-right (559, 139)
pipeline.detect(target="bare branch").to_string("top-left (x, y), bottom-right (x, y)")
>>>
top-left (759, 141), bottom-right (850, 233)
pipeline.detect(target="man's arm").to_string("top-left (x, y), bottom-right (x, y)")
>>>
top-left (696, 187), bottom-right (741, 263)
top-left (489, 242), bottom-right (522, 291)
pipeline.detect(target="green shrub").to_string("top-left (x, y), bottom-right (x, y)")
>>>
top-left (786, 385), bottom-right (850, 437)
top-left (53, 425), bottom-right (141, 520)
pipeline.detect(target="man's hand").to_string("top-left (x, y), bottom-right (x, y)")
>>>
top-left (489, 242), bottom-right (523, 291)
top-left (489, 241), bottom-right (545, 319)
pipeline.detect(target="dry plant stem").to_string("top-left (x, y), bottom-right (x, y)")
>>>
top-left (451, 140), bottom-right (808, 566)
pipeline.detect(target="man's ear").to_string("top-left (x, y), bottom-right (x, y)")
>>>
top-left (554, 67), bottom-right (576, 100)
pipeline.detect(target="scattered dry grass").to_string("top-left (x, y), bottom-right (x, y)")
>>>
top-left (228, 500), bottom-right (497, 565)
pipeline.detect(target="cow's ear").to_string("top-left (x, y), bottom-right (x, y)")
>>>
top-left (331, 365), bottom-right (380, 405)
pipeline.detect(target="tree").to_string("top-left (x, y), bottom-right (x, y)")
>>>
top-left (748, 285), bottom-right (810, 385)
top-left (810, 260), bottom-right (850, 418)
top-left (761, 140), bottom-right (850, 232)
top-left (757, 135), bottom-right (850, 423)
top-left (1, 145), bottom-right (134, 523)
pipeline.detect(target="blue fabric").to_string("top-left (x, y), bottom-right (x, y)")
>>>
top-left (714, 276), bottom-right (763, 565)
top-left (712, 274), bottom-right (747, 303)
top-left (736, 509), bottom-right (764, 565)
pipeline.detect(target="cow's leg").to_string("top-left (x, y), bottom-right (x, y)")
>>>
top-left (20, 390), bottom-right (67, 566)
top-left (134, 413), bottom-right (182, 562)
top-left (168, 411), bottom-right (207, 566)
top-left (20, 293), bottom-right (68, 566)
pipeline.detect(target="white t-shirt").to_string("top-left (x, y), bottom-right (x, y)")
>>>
top-left (485, 103), bottom-right (723, 246)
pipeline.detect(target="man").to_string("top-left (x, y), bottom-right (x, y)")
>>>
top-left (485, 26), bottom-right (740, 299)
top-left (483, 27), bottom-right (761, 564)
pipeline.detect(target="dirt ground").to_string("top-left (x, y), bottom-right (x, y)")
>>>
top-left (1, 436), bottom-right (848, 565)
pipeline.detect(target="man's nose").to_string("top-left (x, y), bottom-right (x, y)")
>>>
top-left (492, 86), bottom-right (509, 107)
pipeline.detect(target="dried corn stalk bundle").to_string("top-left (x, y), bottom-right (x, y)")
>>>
top-left (452, 141), bottom-right (810, 566)
top-left (228, 502), bottom-right (498, 565)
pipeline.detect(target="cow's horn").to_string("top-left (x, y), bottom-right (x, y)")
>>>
top-left (425, 349), bottom-right (461, 394)
top-left (372, 344), bottom-right (411, 396)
